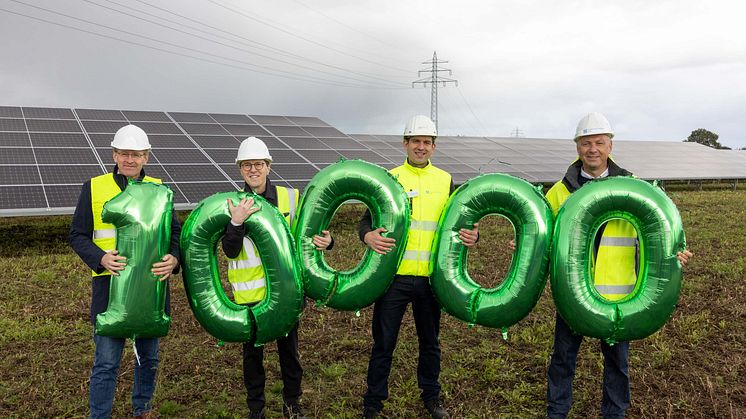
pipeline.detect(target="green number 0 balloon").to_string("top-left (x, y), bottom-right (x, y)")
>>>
top-left (550, 177), bottom-right (686, 342)
top-left (294, 159), bottom-right (410, 310)
top-left (180, 192), bottom-right (303, 344)
top-left (96, 181), bottom-right (173, 339)
top-left (431, 173), bottom-right (553, 329)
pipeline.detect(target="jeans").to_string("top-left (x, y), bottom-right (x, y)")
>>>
top-left (363, 275), bottom-right (442, 412)
top-left (89, 334), bottom-right (160, 418)
top-left (243, 323), bottom-right (302, 411)
top-left (547, 313), bottom-right (630, 419)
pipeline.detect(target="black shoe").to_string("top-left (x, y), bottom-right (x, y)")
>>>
top-left (248, 407), bottom-right (266, 419)
top-left (362, 407), bottom-right (380, 418)
top-left (424, 399), bottom-right (450, 419)
top-left (283, 402), bottom-right (307, 419)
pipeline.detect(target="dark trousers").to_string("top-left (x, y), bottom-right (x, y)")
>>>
top-left (243, 323), bottom-right (302, 411)
top-left (363, 275), bottom-right (442, 412)
top-left (547, 313), bottom-right (630, 419)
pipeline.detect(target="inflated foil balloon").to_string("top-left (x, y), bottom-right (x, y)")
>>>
top-left (431, 173), bottom-right (553, 329)
top-left (550, 177), bottom-right (686, 342)
top-left (294, 159), bottom-right (410, 310)
top-left (95, 181), bottom-right (173, 339)
top-left (181, 192), bottom-right (303, 344)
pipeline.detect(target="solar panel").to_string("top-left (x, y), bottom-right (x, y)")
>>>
top-left (0, 106), bottom-right (22, 118)
top-left (250, 115), bottom-right (291, 125)
top-left (23, 107), bottom-right (75, 119)
top-left (150, 149), bottom-right (210, 164)
top-left (0, 166), bottom-right (41, 185)
top-left (2, 105), bottom-right (745, 216)
top-left (192, 135), bottom-right (240, 148)
top-left (76, 109), bottom-right (126, 120)
top-left (0, 149), bottom-right (35, 164)
top-left (180, 123), bottom-right (229, 135)
top-left (0, 119), bottom-right (27, 132)
top-left (279, 137), bottom-right (330, 150)
top-left (0, 132), bottom-right (32, 147)
top-left (35, 148), bottom-right (99, 164)
top-left (210, 113), bottom-right (254, 124)
top-left (265, 126), bottom-right (309, 137)
top-left (0, 186), bottom-right (47, 209)
top-left (39, 165), bottom-right (104, 184)
top-left (220, 124), bottom-right (269, 136)
top-left (122, 110), bottom-right (170, 122)
top-left (29, 132), bottom-right (89, 147)
top-left (169, 112), bottom-right (214, 123)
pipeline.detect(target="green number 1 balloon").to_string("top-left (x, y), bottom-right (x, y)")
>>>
top-left (95, 181), bottom-right (173, 339)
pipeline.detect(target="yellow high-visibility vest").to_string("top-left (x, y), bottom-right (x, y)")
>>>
top-left (546, 181), bottom-right (637, 300)
top-left (227, 185), bottom-right (299, 304)
top-left (90, 173), bottom-right (161, 277)
top-left (390, 160), bottom-right (451, 277)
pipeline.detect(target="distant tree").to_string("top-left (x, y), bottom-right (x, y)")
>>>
top-left (685, 128), bottom-right (728, 149)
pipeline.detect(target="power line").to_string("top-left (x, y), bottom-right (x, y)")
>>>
top-left (412, 51), bottom-right (458, 132)
top-left (81, 0), bottom-right (407, 87)
top-left (210, 0), bottom-right (413, 74)
top-left (289, 0), bottom-right (403, 51)
top-left (456, 85), bottom-right (490, 137)
top-left (3, 1), bottom-right (405, 89)
top-left (125, 0), bottom-right (409, 84)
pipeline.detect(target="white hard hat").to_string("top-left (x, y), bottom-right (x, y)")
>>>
top-left (574, 112), bottom-right (614, 141)
top-left (236, 136), bottom-right (272, 164)
top-left (403, 115), bottom-right (437, 139)
top-left (111, 124), bottom-right (151, 150)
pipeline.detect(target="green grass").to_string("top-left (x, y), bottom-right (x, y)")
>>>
top-left (1, 190), bottom-right (745, 417)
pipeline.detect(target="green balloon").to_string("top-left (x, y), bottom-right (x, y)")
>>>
top-left (294, 159), bottom-right (410, 310)
top-left (95, 181), bottom-right (172, 339)
top-left (550, 177), bottom-right (686, 342)
top-left (180, 192), bottom-right (303, 344)
top-left (431, 173), bottom-right (553, 329)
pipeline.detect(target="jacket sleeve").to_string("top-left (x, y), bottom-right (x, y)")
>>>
top-left (68, 181), bottom-right (107, 274)
top-left (358, 208), bottom-right (373, 243)
top-left (222, 222), bottom-right (245, 259)
top-left (169, 210), bottom-right (182, 273)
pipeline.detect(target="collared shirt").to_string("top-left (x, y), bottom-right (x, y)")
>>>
top-left (580, 167), bottom-right (609, 179)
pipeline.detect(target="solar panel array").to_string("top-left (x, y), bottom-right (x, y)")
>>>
top-left (350, 134), bottom-right (746, 184)
top-left (2, 105), bottom-right (745, 216)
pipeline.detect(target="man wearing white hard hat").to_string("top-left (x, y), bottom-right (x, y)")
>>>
top-left (358, 115), bottom-right (479, 419)
top-left (69, 124), bottom-right (181, 418)
top-left (221, 136), bottom-right (332, 419)
top-left (544, 113), bottom-right (692, 418)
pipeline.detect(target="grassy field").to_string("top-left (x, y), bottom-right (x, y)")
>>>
top-left (0, 189), bottom-right (744, 418)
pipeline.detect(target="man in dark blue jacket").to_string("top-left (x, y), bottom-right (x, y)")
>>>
top-left (69, 125), bottom-right (181, 419)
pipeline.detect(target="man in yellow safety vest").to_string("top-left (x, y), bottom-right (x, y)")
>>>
top-left (221, 136), bottom-right (332, 419)
top-left (545, 112), bottom-right (693, 418)
top-left (69, 124), bottom-right (181, 419)
top-left (359, 115), bottom-right (479, 419)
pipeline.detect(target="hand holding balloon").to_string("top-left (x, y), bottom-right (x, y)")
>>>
top-left (364, 227), bottom-right (396, 254)
top-left (677, 250), bottom-right (693, 266)
top-left (227, 197), bottom-right (259, 225)
top-left (459, 222), bottom-right (479, 247)
top-left (152, 253), bottom-right (178, 281)
top-left (101, 250), bottom-right (126, 276)
top-left (313, 230), bottom-right (332, 250)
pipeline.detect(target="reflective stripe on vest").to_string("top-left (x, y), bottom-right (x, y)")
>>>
top-left (226, 185), bottom-right (298, 304)
top-left (227, 237), bottom-right (267, 304)
top-left (546, 180), bottom-right (637, 301)
top-left (594, 220), bottom-right (637, 301)
top-left (90, 173), bottom-right (161, 277)
top-left (390, 161), bottom-right (451, 277)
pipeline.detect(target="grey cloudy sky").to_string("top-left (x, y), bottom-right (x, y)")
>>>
top-left (2, 0), bottom-right (745, 148)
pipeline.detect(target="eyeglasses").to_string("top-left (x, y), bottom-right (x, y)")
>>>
top-left (116, 151), bottom-right (147, 160)
top-left (240, 161), bottom-right (267, 171)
